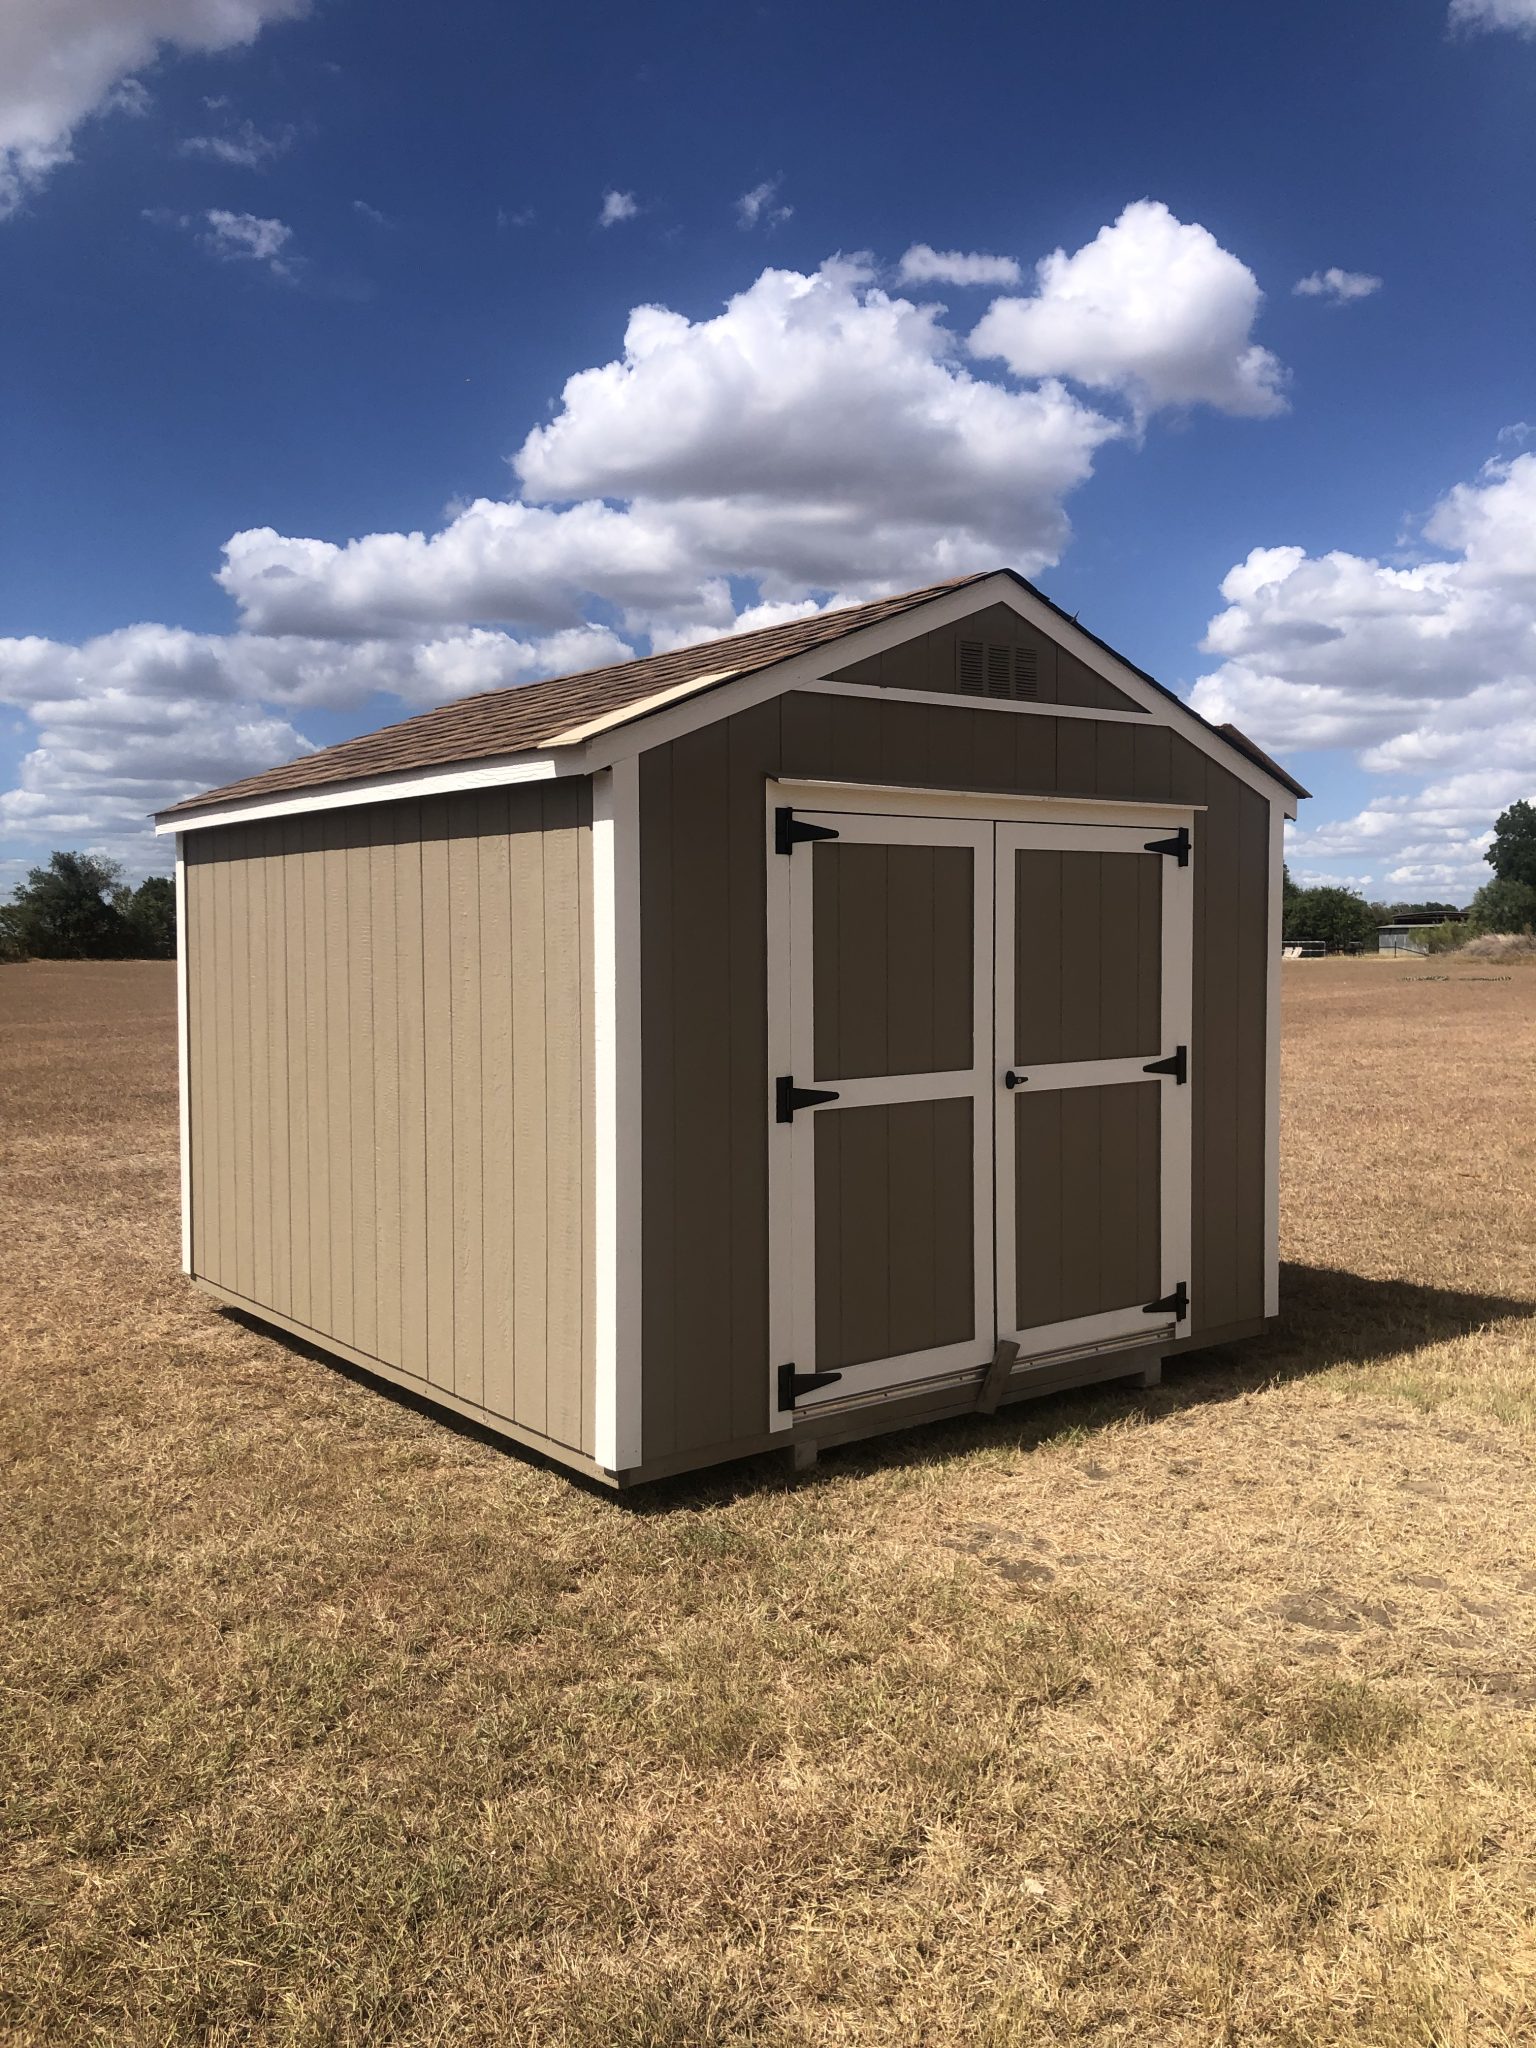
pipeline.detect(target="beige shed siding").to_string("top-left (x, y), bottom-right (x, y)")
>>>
top-left (639, 690), bottom-right (1273, 1467)
top-left (185, 787), bottom-right (596, 1458)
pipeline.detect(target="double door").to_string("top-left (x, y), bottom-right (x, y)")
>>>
top-left (766, 784), bottom-right (1193, 1425)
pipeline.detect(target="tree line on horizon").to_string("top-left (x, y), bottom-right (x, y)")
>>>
top-left (1284, 800), bottom-right (1536, 952)
top-left (0, 853), bottom-right (176, 963)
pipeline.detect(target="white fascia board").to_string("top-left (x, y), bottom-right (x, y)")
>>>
top-left (155, 746), bottom-right (581, 835)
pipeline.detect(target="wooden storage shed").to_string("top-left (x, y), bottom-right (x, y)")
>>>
top-left (156, 570), bottom-right (1307, 1486)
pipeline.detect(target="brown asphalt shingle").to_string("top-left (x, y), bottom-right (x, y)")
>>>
top-left (157, 576), bottom-right (985, 818)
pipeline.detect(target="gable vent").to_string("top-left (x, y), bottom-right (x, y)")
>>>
top-left (957, 639), bottom-right (1039, 701)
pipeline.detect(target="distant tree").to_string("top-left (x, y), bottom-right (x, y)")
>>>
top-left (2, 852), bottom-right (128, 959)
top-left (116, 875), bottom-right (177, 958)
top-left (1283, 883), bottom-right (1377, 952)
top-left (1486, 800), bottom-right (1536, 890)
top-left (1467, 875), bottom-right (1536, 935)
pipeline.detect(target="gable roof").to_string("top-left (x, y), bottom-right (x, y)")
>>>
top-left (156, 567), bottom-right (1307, 820)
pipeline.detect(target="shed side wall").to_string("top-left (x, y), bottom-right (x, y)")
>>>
top-left (638, 692), bottom-right (1271, 1465)
top-left (185, 787), bottom-right (596, 1458)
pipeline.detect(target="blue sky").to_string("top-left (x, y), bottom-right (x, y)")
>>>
top-left (3, 0), bottom-right (1534, 899)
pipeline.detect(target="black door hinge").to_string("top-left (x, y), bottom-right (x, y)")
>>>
top-left (776, 1075), bottom-right (841, 1122)
top-left (1144, 1281), bottom-right (1189, 1321)
top-left (775, 807), bottom-right (840, 855)
top-left (1142, 1044), bottom-right (1188, 1085)
top-left (1144, 825), bottom-right (1190, 866)
top-left (778, 1362), bottom-right (843, 1411)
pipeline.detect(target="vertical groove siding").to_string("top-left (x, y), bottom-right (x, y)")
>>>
top-left (184, 787), bottom-right (596, 1458)
top-left (639, 691), bottom-right (1275, 1466)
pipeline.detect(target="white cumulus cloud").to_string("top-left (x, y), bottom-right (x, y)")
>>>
top-left (969, 199), bottom-right (1287, 419)
top-left (898, 245), bottom-right (1022, 288)
top-left (222, 257), bottom-right (1128, 642)
top-left (3, 210), bottom-right (1290, 860)
top-left (180, 116), bottom-right (292, 167)
top-left (0, 0), bottom-right (309, 217)
top-left (737, 179), bottom-right (791, 229)
top-left (204, 208), bottom-right (291, 265)
top-left (1294, 267), bottom-right (1382, 303)
top-left (1449, 0), bottom-right (1536, 33)
top-left (598, 188), bottom-right (638, 227)
top-left (1191, 453), bottom-right (1536, 893)
top-left (0, 621), bottom-right (633, 848)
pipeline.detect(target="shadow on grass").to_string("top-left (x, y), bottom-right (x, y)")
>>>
top-left (627, 1262), bottom-right (1536, 1510)
top-left (220, 1261), bottom-right (1535, 1511)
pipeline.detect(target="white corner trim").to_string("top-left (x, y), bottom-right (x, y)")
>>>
top-left (155, 747), bottom-right (581, 835)
top-left (1264, 803), bottom-right (1284, 1317)
top-left (591, 758), bottom-right (643, 1472)
top-left (175, 835), bottom-right (192, 1275)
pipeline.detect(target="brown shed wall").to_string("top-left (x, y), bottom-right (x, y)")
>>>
top-left (184, 785), bottom-right (597, 1458)
top-left (638, 691), bottom-right (1272, 1467)
top-left (827, 600), bottom-right (1143, 710)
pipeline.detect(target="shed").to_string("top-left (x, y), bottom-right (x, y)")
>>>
top-left (156, 569), bottom-right (1308, 1486)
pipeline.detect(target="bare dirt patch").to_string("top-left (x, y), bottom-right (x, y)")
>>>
top-left (3, 955), bottom-right (1536, 2045)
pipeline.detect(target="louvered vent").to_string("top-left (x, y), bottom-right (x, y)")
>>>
top-left (957, 639), bottom-right (1039, 701)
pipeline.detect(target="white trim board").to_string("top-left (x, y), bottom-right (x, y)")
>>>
top-left (175, 835), bottom-right (192, 1275)
top-left (797, 678), bottom-right (1154, 726)
top-left (779, 778), bottom-right (1201, 830)
top-left (1264, 801), bottom-right (1284, 1318)
top-left (156, 748), bottom-right (575, 835)
top-left (590, 759), bottom-right (643, 1473)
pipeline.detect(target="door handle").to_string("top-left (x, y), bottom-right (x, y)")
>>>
top-left (1003, 1069), bottom-right (1028, 1089)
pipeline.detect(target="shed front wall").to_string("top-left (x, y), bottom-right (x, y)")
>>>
top-left (638, 691), bottom-right (1271, 1468)
top-left (184, 785), bottom-right (597, 1460)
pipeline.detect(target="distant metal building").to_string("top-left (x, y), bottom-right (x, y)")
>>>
top-left (156, 570), bottom-right (1307, 1487)
top-left (1378, 913), bottom-right (1465, 955)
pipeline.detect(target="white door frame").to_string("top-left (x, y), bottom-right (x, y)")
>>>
top-left (766, 782), bottom-right (1199, 1430)
top-left (994, 818), bottom-right (1195, 1358)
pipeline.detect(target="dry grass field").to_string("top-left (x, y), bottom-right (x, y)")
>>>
top-left (3, 956), bottom-right (1535, 2047)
